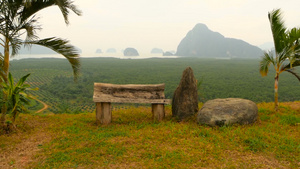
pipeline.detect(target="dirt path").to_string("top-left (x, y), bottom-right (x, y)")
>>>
top-left (0, 131), bottom-right (51, 169)
top-left (0, 115), bottom-right (53, 169)
top-left (35, 98), bottom-right (49, 113)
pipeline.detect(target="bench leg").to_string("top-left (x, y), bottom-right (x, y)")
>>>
top-left (96, 102), bottom-right (111, 125)
top-left (152, 104), bottom-right (165, 122)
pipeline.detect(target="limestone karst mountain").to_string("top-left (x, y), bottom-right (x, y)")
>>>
top-left (176, 23), bottom-right (263, 58)
top-left (123, 48), bottom-right (139, 56)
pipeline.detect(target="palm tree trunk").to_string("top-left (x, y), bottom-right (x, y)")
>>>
top-left (1, 38), bottom-right (10, 128)
top-left (274, 73), bottom-right (279, 111)
top-left (1, 97), bottom-right (7, 128)
top-left (3, 37), bottom-right (9, 80)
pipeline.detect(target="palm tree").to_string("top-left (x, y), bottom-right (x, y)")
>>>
top-left (0, 0), bottom-right (81, 128)
top-left (1, 72), bottom-right (37, 130)
top-left (260, 9), bottom-right (300, 111)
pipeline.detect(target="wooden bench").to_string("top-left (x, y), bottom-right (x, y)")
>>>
top-left (93, 83), bottom-right (171, 124)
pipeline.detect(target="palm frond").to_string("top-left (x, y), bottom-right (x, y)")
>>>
top-left (20, 15), bottom-right (40, 42)
top-left (55, 0), bottom-right (82, 24)
top-left (285, 28), bottom-right (300, 65)
top-left (21, 0), bottom-right (81, 25)
top-left (16, 73), bottom-right (30, 87)
top-left (260, 51), bottom-right (275, 76)
top-left (0, 52), bottom-right (3, 62)
top-left (285, 69), bottom-right (300, 81)
top-left (286, 27), bottom-right (300, 45)
top-left (281, 59), bottom-right (300, 71)
top-left (280, 59), bottom-right (300, 82)
top-left (8, 37), bottom-right (22, 57)
top-left (268, 9), bottom-right (287, 55)
top-left (26, 37), bottom-right (80, 80)
top-left (20, 0), bottom-right (55, 22)
top-left (7, 72), bottom-right (14, 92)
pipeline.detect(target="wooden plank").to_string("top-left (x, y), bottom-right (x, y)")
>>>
top-left (152, 104), bottom-right (165, 122)
top-left (93, 83), bottom-right (170, 104)
top-left (93, 97), bottom-right (171, 104)
top-left (96, 102), bottom-right (111, 125)
top-left (96, 103), bottom-right (101, 124)
top-left (94, 83), bottom-right (165, 91)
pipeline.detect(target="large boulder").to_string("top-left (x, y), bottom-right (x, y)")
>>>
top-left (172, 67), bottom-right (198, 121)
top-left (197, 98), bottom-right (258, 127)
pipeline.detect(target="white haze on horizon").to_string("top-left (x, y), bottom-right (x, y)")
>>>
top-left (15, 0), bottom-right (300, 55)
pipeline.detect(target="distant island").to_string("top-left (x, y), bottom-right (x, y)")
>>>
top-left (151, 48), bottom-right (163, 54)
top-left (163, 51), bottom-right (175, 56)
top-left (96, 49), bottom-right (102, 53)
top-left (106, 48), bottom-right (117, 53)
top-left (123, 48), bottom-right (139, 56)
top-left (176, 23), bottom-right (263, 58)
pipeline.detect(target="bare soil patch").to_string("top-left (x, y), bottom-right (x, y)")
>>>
top-left (0, 116), bottom-right (52, 169)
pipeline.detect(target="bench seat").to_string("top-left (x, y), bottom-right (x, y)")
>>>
top-left (93, 83), bottom-right (171, 124)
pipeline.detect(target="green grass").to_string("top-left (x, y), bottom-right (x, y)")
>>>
top-left (0, 102), bottom-right (299, 168)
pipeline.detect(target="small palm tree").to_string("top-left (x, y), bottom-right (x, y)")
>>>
top-left (0, 0), bottom-right (81, 128)
top-left (1, 72), bottom-right (37, 129)
top-left (260, 9), bottom-right (300, 111)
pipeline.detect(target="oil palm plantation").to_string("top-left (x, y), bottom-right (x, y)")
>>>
top-left (0, 0), bottom-right (81, 129)
top-left (260, 9), bottom-right (300, 111)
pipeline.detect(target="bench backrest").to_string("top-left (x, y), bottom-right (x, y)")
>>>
top-left (93, 83), bottom-right (170, 104)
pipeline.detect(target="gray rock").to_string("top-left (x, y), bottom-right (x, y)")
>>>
top-left (172, 67), bottom-right (198, 121)
top-left (197, 98), bottom-right (258, 127)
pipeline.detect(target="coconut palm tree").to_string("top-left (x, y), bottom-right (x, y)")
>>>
top-left (260, 9), bottom-right (300, 111)
top-left (0, 0), bottom-right (81, 128)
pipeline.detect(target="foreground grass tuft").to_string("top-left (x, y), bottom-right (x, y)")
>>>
top-left (0, 102), bottom-right (299, 168)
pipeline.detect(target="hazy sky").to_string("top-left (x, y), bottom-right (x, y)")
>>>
top-left (36, 0), bottom-right (300, 55)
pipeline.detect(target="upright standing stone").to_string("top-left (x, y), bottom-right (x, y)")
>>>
top-left (172, 67), bottom-right (198, 121)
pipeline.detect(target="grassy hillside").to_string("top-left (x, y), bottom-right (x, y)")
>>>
top-left (10, 57), bottom-right (300, 114)
top-left (0, 102), bottom-right (299, 168)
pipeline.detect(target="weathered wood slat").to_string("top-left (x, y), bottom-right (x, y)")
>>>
top-left (93, 83), bottom-right (170, 104)
top-left (96, 102), bottom-right (111, 125)
top-left (94, 83), bottom-right (165, 91)
top-left (152, 104), bottom-right (165, 122)
top-left (93, 97), bottom-right (171, 104)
